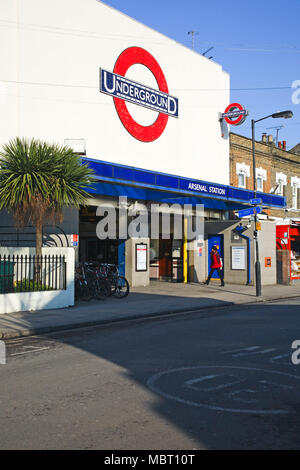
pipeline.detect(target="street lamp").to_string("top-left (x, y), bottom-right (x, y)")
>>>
top-left (251, 110), bottom-right (293, 297)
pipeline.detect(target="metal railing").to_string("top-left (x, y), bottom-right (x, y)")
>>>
top-left (0, 254), bottom-right (66, 294)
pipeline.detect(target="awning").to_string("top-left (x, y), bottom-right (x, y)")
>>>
top-left (83, 157), bottom-right (286, 210)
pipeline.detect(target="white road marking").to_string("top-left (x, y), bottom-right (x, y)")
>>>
top-left (259, 380), bottom-right (294, 390)
top-left (232, 348), bottom-right (276, 357)
top-left (147, 365), bottom-right (300, 415)
top-left (184, 375), bottom-right (244, 392)
top-left (226, 389), bottom-right (259, 404)
top-left (221, 346), bottom-right (261, 355)
top-left (10, 347), bottom-right (50, 357)
top-left (270, 353), bottom-right (291, 364)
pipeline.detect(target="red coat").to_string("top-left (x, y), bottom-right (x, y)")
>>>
top-left (210, 252), bottom-right (222, 269)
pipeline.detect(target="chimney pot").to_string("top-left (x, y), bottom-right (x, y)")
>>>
top-left (267, 135), bottom-right (273, 144)
top-left (282, 140), bottom-right (287, 150)
top-left (262, 133), bottom-right (267, 143)
top-left (278, 141), bottom-right (282, 149)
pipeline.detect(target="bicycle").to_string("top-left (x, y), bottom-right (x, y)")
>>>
top-left (75, 264), bottom-right (93, 301)
top-left (97, 263), bottom-right (130, 299)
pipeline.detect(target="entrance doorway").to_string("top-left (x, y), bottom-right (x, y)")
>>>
top-left (150, 237), bottom-right (183, 282)
top-left (79, 205), bottom-right (123, 270)
top-left (207, 234), bottom-right (224, 280)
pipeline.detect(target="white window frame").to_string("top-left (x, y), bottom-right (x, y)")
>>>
top-left (276, 181), bottom-right (283, 196)
top-left (256, 175), bottom-right (263, 192)
top-left (238, 172), bottom-right (246, 189)
top-left (236, 163), bottom-right (250, 189)
top-left (291, 177), bottom-right (300, 210)
top-left (292, 183), bottom-right (298, 210)
top-left (275, 172), bottom-right (287, 196)
top-left (255, 167), bottom-right (267, 193)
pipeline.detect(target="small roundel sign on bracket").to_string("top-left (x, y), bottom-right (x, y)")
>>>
top-left (222, 102), bottom-right (248, 126)
top-left (100, 47), bottom-right (179, 142)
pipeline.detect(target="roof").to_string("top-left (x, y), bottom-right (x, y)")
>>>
top-left (290, 143), bottom-right (300, 155)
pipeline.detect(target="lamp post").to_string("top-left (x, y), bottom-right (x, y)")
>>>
top-left (251, 110), bottom-right (293, 297)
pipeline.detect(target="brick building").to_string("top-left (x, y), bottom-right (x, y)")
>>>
top-left (230, 132), bottom-right (300, 221)
top-left (291, 142), bottom-right (300, 155)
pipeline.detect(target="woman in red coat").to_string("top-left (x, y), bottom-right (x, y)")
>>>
top-left (204, 245), bottom-right (225, 287)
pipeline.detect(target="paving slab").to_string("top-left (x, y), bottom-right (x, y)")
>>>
top-left (0, 281), bottom-right (299, 339)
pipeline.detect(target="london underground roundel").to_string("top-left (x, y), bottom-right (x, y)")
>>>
top-left (223, 103), bottom-right (247, 126)
top-left (100, 47), bottom-right (179, 143)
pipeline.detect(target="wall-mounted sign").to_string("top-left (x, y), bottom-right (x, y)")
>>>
top-left (180, 180), bottom-right (227, 197)
top-left (265, 257), bottom-right (272, 267)
top-left (71, 234), bottom-right (79, 247)
top-left (100, 47), bottom-right (179, 143)
top-left (136, 243), bottom-right (148, 272)
top-left (231, 246), bottom-right (246, 270)
top-left (222, 103), bottom-right (248, 126)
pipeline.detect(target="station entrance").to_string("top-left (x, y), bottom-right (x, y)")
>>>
top-left (78, 206), bottom-right (123, 270)
top-left (150, 237), bottom-right (184, 282)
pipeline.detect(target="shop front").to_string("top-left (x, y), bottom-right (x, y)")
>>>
top-left (276, 223), bottom-right (300, 281)
top-left (80, 157), bottom-right (286, 285)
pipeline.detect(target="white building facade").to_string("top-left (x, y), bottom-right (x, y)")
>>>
top-left (1, 0), bottom-right (230, 182)
top-left (0, 0), bottom-right (285, 286)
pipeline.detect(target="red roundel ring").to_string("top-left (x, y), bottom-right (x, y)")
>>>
top-left (224, 102), bottom-right (245, 126)
top-left (113, 47), bottom-right (169, 142)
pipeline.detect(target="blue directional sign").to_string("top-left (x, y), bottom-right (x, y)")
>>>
top-left (238, 206), bottom-right (262, 218)
top-left (250, 198), bottom-right (263, 205)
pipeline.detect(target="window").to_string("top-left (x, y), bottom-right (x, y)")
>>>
top-left (236, 163), bottom-right (250, 189)
top-left (238, 173), bottom-right (246, 188)
top-left (256, 176), bottom-right (263, 192)
top-left (292, 183), bottom-right (298, 210)
top-left (275, 173), bottom-right (287, 196)
top-left (255, 167), bottom-right (267, 192)
top-left (275, 181), bottom-right (284, 196)
top-left (291, 177), bottom-right (300, 210)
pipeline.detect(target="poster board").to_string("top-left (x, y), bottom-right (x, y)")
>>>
top-left (231, 246), bottom-right (246, 270)
top-left (136, 243), bottom-right (147, 272)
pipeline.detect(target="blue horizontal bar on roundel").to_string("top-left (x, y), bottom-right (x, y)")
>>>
top-left (100, 69), bottom-right (178, 118)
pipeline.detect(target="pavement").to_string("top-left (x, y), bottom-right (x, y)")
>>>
top-left (0, 280), bottom-right (299, 340)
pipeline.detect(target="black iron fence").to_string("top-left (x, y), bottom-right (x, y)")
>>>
top-left (0, 254), bottom-right (66, 294)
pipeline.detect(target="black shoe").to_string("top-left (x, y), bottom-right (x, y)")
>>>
top-left (220, 284), bottom-right (225, 287)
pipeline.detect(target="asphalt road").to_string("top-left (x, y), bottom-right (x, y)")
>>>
top-left (1, 297), bottom-right (300, 450)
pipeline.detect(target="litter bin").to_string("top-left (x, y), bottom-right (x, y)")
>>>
top-left (0, 260), bottom-right (15, 293)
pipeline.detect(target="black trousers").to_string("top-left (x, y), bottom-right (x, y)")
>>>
top-left (206, 268), bottom-right (224, 285)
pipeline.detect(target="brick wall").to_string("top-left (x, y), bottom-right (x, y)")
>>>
top-left (230, 133), bottom-right (300, 219)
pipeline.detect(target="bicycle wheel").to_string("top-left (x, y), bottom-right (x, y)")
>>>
top-left (75, 279), bottom-right (82, 300)
top-left (80, 282), bottom-right (93, 301)
top-left (113, 276), bottom-right (129, 299)
top-left (94, 279), bottom-right (110, 300)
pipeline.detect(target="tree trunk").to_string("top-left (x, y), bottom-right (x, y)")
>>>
top-left (36, 220), bottom-right (43, 257)
top-left (35, 220), bottom-right (43, 283)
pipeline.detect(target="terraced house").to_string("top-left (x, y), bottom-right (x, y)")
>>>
top-left (230, 132), bottom-right (300, 281)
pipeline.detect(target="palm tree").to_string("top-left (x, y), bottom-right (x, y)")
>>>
top-left (0, 137), bottom-right (95, 257)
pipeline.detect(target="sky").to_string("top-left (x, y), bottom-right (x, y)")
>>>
top-left (101, 0), bottom-right (300, 150)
